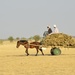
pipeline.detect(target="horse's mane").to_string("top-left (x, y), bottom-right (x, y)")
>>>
top-left (19, 40), bottom-right (28, 43)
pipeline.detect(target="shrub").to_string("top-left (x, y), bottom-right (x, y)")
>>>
top-left (33, 35), bottom-right (41, 42)
top-left (8, 36), bottom-right (14, 42)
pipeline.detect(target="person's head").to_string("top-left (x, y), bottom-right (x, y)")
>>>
top-left (47, 25), bottom-right (50, 29)
top-left (53, 25), bottom-right (57, 28)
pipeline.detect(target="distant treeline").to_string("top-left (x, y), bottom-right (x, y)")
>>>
top-left (0, 35), bottom-right (42, 44)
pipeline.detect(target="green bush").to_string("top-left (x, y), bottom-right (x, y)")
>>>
top-left (33, 35), bottom-right (41, 42)
top-left (8, 36), bottom-right (14, 42)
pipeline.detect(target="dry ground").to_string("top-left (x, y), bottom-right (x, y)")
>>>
top-left (0, 41), bottom-right (75, 75)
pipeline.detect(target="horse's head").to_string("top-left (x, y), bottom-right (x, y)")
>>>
top-left (16, 40), bottom-right (28, 48)
top-left (16, 41), bottom-right (20, 48)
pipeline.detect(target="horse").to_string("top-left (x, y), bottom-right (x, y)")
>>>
top-left (16, 40), bottom-right (44, 56)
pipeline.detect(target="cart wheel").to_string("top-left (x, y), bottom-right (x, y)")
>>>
top-left (50, 47), bottom-right (61, 55)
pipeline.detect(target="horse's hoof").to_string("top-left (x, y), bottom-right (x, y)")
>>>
top-left (42, 54), bottom-right (44, 55)
top-left (27, 54), bottom-right (29, 56)
top-left (35, 54), bottom-right (37, 56)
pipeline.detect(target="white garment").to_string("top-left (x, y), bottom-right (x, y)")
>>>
top-left (54, 27), bottom-right (59, 33)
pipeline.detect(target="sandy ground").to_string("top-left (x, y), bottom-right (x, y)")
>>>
top-left (0, 42), bottom-right (75, 75)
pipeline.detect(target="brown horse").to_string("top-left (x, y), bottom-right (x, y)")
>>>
top-left (16, 40), bottom-right (44, 56)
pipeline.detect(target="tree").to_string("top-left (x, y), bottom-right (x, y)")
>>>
top-left (8, 36), bottom-right (14, 42)
top-left (33, 35), bottom-right (41, 42)
top-left (16, 37), bottom-right (20, 40)
top-left (21, 37), bottom-right (26, 40)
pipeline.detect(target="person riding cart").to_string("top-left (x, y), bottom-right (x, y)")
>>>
top-left (43, 25), bottom-right (52, 37)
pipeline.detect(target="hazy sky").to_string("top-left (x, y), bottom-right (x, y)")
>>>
top-left (0, 0), bottom-right (75, 39)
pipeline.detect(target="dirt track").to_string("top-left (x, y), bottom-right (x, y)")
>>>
top-left (0, 43), bottom-right (75, 75)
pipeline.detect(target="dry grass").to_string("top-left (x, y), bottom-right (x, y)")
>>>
top-left (0, 41), bottom-right (75, 75)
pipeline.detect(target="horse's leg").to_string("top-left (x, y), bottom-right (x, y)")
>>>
top-left (39, 48), bottom-right (44, 55)
top-left (24, 44), bottom-right (29, 56)
top-left (25, 48), bottom-right (29, 56)
top-left (35, 48), bottom-right (39, 56)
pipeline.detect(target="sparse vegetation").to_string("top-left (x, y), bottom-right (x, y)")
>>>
top-left (21, 37), bottom-right (26, 40)
top-left (16, 37), bottom-right (20, 40)
top-left (33, 35), bottom-right (41, 42)
top-left (0, 39), bottom-right (3, 44)
top-left (8, 36), bottom-right (14, 42)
